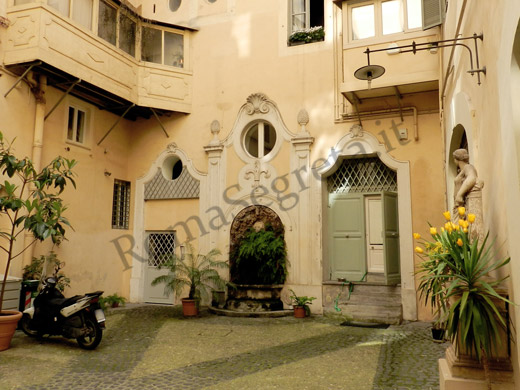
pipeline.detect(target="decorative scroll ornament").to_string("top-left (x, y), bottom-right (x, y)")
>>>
top-left (245, 160), bottom-right (271, 188)
top-left (167, 142), bottom-right (178, 151)
top-left (349, 124), bottom-right (364, 138)
top-left (245, 93), bottom-right (273, 115)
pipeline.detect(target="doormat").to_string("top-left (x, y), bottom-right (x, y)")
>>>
top-left (340, 321), bottom-right (390, 329)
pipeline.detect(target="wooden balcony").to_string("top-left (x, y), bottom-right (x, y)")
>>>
top-left (4, 3), bottom-right (192, 116)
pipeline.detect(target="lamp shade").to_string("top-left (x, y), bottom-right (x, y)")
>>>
top-left (354, 64), bottom-right (386, 81)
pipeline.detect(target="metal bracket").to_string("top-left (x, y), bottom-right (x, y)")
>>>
top-left (4, 61), bottom-right (41, 98)
top-left (44, 79), bottom-right (81, 120)
top-left (97, 104), bottom-right (135, 146)
top-left (150, 108), bottom-right (169, 138)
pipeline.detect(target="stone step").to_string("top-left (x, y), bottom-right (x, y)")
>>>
top-left (341, 293), bottom-right (401, 306)
top-left (335, 302), bottom-right (403, 325)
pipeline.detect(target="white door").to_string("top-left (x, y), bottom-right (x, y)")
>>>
top-left (144, 232), bottom-right (176, 304)
top-left (365, 196), bottom-right (384, 273)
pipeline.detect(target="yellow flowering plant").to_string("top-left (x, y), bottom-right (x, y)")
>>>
top-left (414, 209), bottom-right (513, 368)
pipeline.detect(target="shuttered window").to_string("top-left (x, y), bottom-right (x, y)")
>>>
top-left (421, 0), bottom-right (445, 30)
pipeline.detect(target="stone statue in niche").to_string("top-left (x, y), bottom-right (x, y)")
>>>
top-left (453, 148), bottom-right (484, 242)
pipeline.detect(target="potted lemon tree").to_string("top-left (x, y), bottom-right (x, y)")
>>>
top-left (0, 132), bottom-right (76, 351)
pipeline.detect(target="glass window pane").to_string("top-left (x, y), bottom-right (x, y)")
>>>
top-left (292, 14), bottom-right (306, 31)
top-left (245, 124), bottom-right (259, 158)
top-left (119, 14), bottom-right (136, 57)
top-left (406, 0), bottom-right (422, 29)
top-left (352, 4), bottom-right (375, 40)
top-left (164, 31), bottom-right (183, 68)
top-left (141, 27), bottom-right (162, 64)
top-left (382, 0), bottom-right (403, 35)
top-left (76, 109), bottom-right (85, 143)
top-left (72, 0), bottom-right (93, 29)
top-left (263, 123), bottom-right (276, 156)
top-left (292, 0), bottom-right (306, 14)
top-left (98, 0), bottom-right (116, 46)
top-left (48, 0), bottom-right (70, 17)
top-left (67, 107), bottom-right (74, 141)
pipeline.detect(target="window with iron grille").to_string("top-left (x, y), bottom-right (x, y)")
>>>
top-left (147, 232), bottom-right (176, 267)
top-left (327, 157), bottom-right (397, 194)
top-left (112, 179), bottom-right (130, 229)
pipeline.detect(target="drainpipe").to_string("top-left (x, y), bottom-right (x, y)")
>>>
top-left (22, 74), bottom-right (47, 268)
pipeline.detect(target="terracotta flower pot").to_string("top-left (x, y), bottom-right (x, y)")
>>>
top-left (294, 306), bottom-right (306, 318)
top-left (0, 310), bottom-right (22, 351)
top-left (181, 298), bottom-right (198, 317)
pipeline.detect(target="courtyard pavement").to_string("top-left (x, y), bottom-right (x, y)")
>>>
top-left (0, 305), bottom-right (448, 390)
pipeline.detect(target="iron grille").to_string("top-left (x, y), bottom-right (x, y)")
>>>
top-left (327, 157), bottom-right (397, 194)
top-left (112, 179), bottom-right (130, 229)
top-left (144, 168), bottom-right (200, 200)
top-left (147, 232), bottom-right (176, 267)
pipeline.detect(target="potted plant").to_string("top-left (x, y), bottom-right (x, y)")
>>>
top-left (0, 132), bottom-right (76, 351)
top-left (100, 293), bottom-right (126, 309)
top-left (151, 243), bottom-right (231, 317)
top-left (289, 289), bottom-right (316, 318)
top-left (414, 209), bottom-right (513, 388)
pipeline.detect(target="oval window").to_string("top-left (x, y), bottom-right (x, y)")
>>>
top-left (169, 0), bottom-right (181, 12)
top-left (161, 156), bottom-right (183, 180)
top-left (171, 159), bottom-right (183, 180)
top-left (243, 121), bottom-right (276, 159)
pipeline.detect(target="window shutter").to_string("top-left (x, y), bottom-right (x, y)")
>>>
top-left (422, 0), bottom-right (445, 30)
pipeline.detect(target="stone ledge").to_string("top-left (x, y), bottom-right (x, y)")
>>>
top-left (439, 358), bottom-right (515, 390)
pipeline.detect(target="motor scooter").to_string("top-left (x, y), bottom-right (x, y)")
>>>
top-left (20, 273), bottom-right (106, 350)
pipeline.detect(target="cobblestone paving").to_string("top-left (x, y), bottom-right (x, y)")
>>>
top-left (0, 305), bottom-right (448, 390)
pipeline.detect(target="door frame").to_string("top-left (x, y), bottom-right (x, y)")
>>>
top-left (317, 130), bottom-right (416, 320)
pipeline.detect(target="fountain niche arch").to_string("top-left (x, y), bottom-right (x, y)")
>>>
top-left (223, 205), bottom-right (288, 314)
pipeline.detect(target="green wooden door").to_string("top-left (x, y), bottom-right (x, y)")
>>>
top-left (329, 193), bottom-right (366, 280)
top-left (382, 192), bottom-right (400, 285)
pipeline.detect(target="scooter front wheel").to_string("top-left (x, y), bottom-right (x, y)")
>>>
top-left (76, 316), bottom-right (102, 350)
top-left (20, 314), bottom-right (38, 337)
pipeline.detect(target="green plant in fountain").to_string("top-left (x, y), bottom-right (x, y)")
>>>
top-left (289, 289), bottom-right (316, 316)
top-left (0, 131), bottom-right (76, 313)
top-left (415, 208), bottom-right (513, 389)
top-left (23, 252), bottom-right (71, 292)
top-left (151, 243), bottom-right (231, 302)
top-left (235, 225), bottom-right (288, 285)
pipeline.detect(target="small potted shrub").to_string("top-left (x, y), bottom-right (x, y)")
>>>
top-left (151, 243), bottom-right (231, 317)
top-left (289, 289), bottom-right (316, 318)
top-left (100, 293), bottom-right (126, 309)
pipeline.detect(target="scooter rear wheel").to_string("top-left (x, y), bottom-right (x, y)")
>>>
top-left (76, 316), bottom-right (102, 350)
top-left (20, 314), bottom-right (38, 337)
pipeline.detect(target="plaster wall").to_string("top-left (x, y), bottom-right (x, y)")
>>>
top-left (442, 0), bottom-right (520, 383)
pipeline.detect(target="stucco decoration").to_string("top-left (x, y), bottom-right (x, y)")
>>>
top-left (452, 148), bottom-right (484, 242)
top-left (349, 124), bottom-right (363, 138)
top-left (244, 93), bottom-right (273, 115)
top-left (244, 160), bottom-right (271, 189)
top-left (144, 167), bottom-right (200, 200)
top-left (225, 92), bottom-right (297, 164)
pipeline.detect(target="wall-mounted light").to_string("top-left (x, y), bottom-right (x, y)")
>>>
top-left (104, 169), bottom-right (112, 177)
top-left (354, 33), bottom-right (486, 87)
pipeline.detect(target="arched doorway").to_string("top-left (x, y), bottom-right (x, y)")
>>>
top-left (326, 155), bottom-right (400, 284)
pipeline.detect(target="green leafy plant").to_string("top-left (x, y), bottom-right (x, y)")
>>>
top-left (0, 132), bottom-right (76, 313)
top-left (415, 208), bottom-right (513, 388)
top-left (234, 225), bottom-right (288, 285)
top-left (22, 252), bottom-right (70, 292)
top-left (288, 26), bottom-right (325, 44)
top-left (151, 243), bottom-right (231, 302)
top-left (289, 289), bottom-right (316, 316)
top-left (100, 293), bottom-right (126, 309)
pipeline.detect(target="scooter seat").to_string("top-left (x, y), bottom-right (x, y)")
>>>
top-left (61, 295), bottom-right (85, 307)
